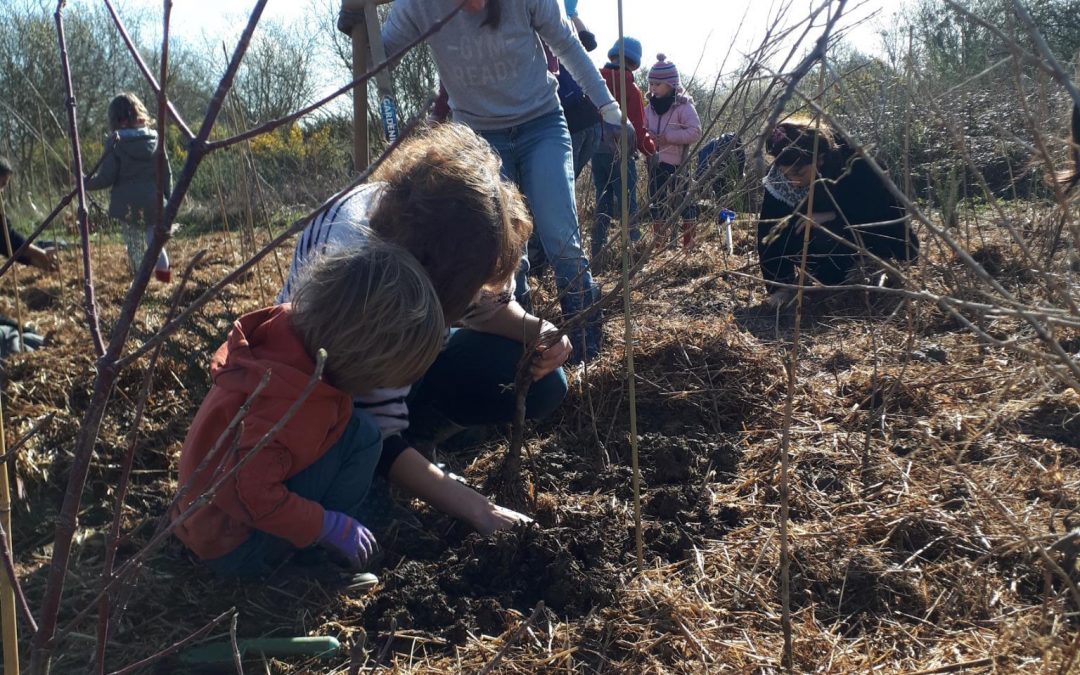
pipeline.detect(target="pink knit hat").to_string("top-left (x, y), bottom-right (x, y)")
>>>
top-left (648, 53), bottom-right (681, 90)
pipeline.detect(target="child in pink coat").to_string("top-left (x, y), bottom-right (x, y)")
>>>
top-left (644, 54), bottom-right (703, 249)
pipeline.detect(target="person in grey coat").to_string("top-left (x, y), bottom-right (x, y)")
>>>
top-left (85, 93), bottom-right (173, 282)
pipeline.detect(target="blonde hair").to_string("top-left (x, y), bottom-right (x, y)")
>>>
top-left (107, 92), bottom-right (154, 132)
top-left (289, 239), bottom-right (445, 393)
top-left (369, 122), bottom-right (531, 324)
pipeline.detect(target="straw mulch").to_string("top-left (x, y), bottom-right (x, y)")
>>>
top-left (1, 215), bottom-right (1078, 673)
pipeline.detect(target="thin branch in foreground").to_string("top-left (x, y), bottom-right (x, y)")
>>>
top-left (0, 520), bottom-right (37, 634)
top-left (0, 413), bottom-right (55, 464)
top-left (115, 111), bottom-right (426, 371)
top-left (105, 608), bottom-right (235, 675)
top-left (102, 0), bottom-right (195, 142)
top-left (93, 251), bottom-right (204, 675)
top-left (53, 0), bottom-right (105, 357)
top-left (30, 4), bottom-right (273, 670)
top-left (58, 351), bottom-right (327, 644)
top-left (0, 152), bottom-right (104, 282)
top-left (204, 2), bottom-right (464, 153)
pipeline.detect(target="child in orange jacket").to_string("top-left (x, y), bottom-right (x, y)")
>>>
top-left (591, 37), bottom-right (656, 272)
top-left (173, 242), bottom-right (531, 577)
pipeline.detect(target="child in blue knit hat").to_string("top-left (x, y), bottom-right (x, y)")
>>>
top-left (591, 37), bottom-right (656, 272)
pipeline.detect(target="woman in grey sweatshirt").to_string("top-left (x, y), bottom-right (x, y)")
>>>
top-left (85, 93), bottom-right (172, 283)
top-left (382, 0), bottom-right (625, 363)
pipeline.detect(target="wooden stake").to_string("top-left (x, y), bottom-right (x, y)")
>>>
top-left (0, 400), bottom-right (20, 675)
top-left (343, 0), bottom-right (372, 169)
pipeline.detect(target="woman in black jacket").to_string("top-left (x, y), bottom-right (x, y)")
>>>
top-left (757, 118), bottom-right (918, 306)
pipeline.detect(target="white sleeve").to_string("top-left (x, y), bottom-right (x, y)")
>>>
top-left (278, 183), bottom-right (382, 304)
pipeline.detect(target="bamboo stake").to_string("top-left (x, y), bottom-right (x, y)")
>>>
top-left (0, 399), bottom-right (20, 675)
top-left (778, 55), bottom-right (829, 673)
top-left (614, 0), bottom-right (643, 572)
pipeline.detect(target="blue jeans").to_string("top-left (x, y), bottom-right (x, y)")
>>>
top-left (478, 110), bottom-right (595, 304)
top-left (205, 411), bottom-right (383, 578)
top-left (591, 151), bottom-right (640, 262)
top-left (571, 123), bottom-right (600, 179)
top-left (408, 328), bottom-right (568, 431)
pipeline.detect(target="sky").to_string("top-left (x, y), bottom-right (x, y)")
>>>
top-left (127, 0), bottom-right (909, 89)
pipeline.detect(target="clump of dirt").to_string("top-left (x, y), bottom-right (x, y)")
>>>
top-left (796, 452), bottom-right (847, 495)
top-left (1017, 389), bottom-right (1080, 448)
top-left (823, 350), bottom-right (857, 373)
top-left (970, 244), bottom-right (1036, 283)
top-left (361, 430), bottom-right (744, 646)
top-left (22, 286), bottom-right (59, 311)
top-left (620, 432), bottom-right (740, 485)
top-left (364, 520), bottom-right (623, 643)
top-left (792, 545), bottom-right (930, 631)
top-left (841, 374), bottom-right (932, 416)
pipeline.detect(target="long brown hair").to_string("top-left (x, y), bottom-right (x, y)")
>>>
top-left (368, 122), bottom-right (531, 324)
top-left (765, 117), bottom-right (849, 174)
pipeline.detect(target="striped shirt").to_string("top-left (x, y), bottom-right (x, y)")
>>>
top-left (279, 181), bottom-right (514, 436)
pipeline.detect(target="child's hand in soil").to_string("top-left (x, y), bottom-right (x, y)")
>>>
top-left (318, 510), bottom-right (378, 568)
top-left (474, 503), bottom-right (534, 535)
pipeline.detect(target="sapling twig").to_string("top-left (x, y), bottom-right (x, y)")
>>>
top-left (614, 0), bottom-right (644, 573)
top-left (492, 320), bottom-right (546, 509)
top-left (0, 518), bottom-right (36, 633)
top-left (115, 111), bottom-right (424, 371)
top-left (0, 153), bottom-right (105, 283)
top-left (54, 0), bottom-right (105, 357)
top-left (30, 3), bottom-right (274, 670)
top-left (0, 413), bottom-right (54, 464)
top-left (204, 3), bottom-right (465, 153)
top-left (93, 252), bottom-right (204, 675)
top-left (58, 352), bottom-right (325, 645)
top-left (102, 0), bottom-right (195, 142)
top-left (104, 608), bottom-right (235, 675)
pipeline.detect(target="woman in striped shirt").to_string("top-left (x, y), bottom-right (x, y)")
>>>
top-left (280, 124), bottom-right (571, 481)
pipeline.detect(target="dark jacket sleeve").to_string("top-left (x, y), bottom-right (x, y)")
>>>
top-left (0, 212), bottom-right (30, 264)
top-left (831, 157), bottom-right (917, 261)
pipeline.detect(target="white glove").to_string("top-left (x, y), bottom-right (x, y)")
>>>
top-left (598, 102), bottom-right (624, 126)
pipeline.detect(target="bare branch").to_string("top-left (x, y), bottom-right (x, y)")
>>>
top-left (102, 0), bottom-right (195, 142)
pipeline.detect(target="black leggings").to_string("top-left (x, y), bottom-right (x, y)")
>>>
top-left (648, 161), bottom-right (698, 222)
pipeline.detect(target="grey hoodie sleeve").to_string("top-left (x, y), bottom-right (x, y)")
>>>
top-left (531, 0), bottom-right (615, 111)
top-left (84, 136), bottom-right (119, 191)
top-left (381, 2), bottom-right (423, 64)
